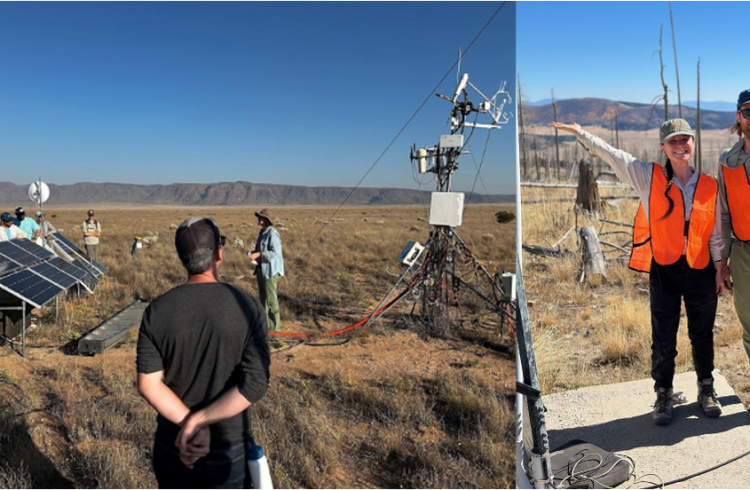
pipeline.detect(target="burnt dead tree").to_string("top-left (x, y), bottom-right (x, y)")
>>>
top-left (518, 73), bottom-right (528, 178)
top-left (696, 57), bottom-right (702, 172)
top-left (552, 88), bottom-right (561, 180)
top-left (659, 24), bottom-right (669, 121)
top-left (579, 226), bottom-right (607, 281)
top-left (669, 2), bottom-right (682, 118)
top-left (576, 159), bottom-right (602, 216)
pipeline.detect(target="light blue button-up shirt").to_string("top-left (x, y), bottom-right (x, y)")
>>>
top-left (255, 226), bottom-right (284, 279)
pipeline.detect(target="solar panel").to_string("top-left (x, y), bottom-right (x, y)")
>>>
top-left (0, 269), bottom-right (63, 308)
top-left (50, 233), bottom-right (106, 276)
top-left (49, 257), bottom-right (88, 282)
top-left (72, 259), bottom-right (99, 291)
top-left (0, 254), bottom-right (22, 278)
top-left (31, 262), bottom-right (78, 289)
top-left (9, 239), bottom-right (56, 261)
top-left (0, 241), bottom-right (39, 267)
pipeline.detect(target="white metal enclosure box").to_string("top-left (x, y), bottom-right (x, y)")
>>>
top-left (429, 192), bottom-right (464, 227)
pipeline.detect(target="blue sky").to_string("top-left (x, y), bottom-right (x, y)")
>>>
top-left (518, 2), bottom-right (745, 107)
top-left (0, 2), bottom-right (516, 195)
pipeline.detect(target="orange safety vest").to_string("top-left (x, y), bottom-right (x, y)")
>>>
top-left (722, 164), bottom-right (750, 241)
top-left (629, 163), bottom-right (717, 273)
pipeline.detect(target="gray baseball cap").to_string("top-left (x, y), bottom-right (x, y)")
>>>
top-left (660, 118), bottom-right (694, 144)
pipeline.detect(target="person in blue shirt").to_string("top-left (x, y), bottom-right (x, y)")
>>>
top-left (13, 207), bottom-right (40, 241)
top-left (248, 209), bottom-right (284, 332)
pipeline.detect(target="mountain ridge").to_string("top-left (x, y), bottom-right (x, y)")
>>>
top-left (0, 181), bottom-right (513, 206)
top-left (521, 97), bottom-right (736, 130)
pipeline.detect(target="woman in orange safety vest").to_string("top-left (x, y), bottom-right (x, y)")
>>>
top-left (551, 119), bottom-right (730, 427)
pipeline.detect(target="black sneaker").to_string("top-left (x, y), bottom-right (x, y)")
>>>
top-left (653, 387), bottom-right (673, 425)
top-left (697, 378), bottom-right (722, 418)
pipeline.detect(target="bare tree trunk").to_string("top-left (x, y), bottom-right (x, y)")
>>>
top-left (615, 111), bottom-right (620, 148)
top-left (669, 2), bottom-right (682, 119)
top-left (696, 57), bottom-right (702, 172)
top-left (580, 226), bottom-right (607, 280)
top-left (533, 135), bottom-right (540, 181)
top-left (659, 24), bottom-right (669, 121)
top-left (552, 88), bottom-right (561, 181)
top-left (577, 159), bottom-right (602, 216)
top-left (518, 73), bottom-right (528, 178)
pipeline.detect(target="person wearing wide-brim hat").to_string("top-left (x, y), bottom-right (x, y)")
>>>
top-left (248, 208), bottom-right (284, 332)
top-left (717, 89), bottom-right (750, 369)
top-left (552, 118), bottom-right (726, 426)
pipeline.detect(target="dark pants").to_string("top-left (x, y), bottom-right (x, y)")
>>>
top-left (650, 257), bottom-right (717, 390)
top-left (153, 436), bottom-right (249, 489)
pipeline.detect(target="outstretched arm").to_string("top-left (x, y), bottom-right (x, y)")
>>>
top-left (550, 122), bottom-right (652, 196)
top-left (550, 122), bottom-right (582, 135)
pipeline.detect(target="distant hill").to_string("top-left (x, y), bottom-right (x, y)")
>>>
top-left (521, 97), bottom-right (736, 130)
top-left (683, 101), bottom-right (736, 112)
top-left (0, 181), bottom-right (513, 207)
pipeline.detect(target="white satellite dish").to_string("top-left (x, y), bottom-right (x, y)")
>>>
top-left (28, 182), bottom-right (50, 205)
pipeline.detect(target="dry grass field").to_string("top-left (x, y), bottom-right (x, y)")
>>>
top-left (521, 185), bottom-right (750, 410)
top-left (0, 203), bottom-right (515, 489)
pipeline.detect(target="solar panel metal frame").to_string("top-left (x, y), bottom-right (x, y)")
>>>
top-left (0, 269), bottom-right (64, 308)
top-left (72, 259), bottom-right (99, 291)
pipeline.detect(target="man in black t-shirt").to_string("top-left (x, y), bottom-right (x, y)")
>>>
top-left (136, 217), bottom-right (270, 489)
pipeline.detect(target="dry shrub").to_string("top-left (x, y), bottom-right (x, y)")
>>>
top-left (595, 296), bottom-right (650, 365)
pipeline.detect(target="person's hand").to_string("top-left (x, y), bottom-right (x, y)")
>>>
top-left (176, 412), bottom-right (208, 465)
top-left (716, 262), bottom-right (732, 294)
top-left (177, 425), bottom-right (211, 469)
top-left (550, 122), bottom-right (582, 135)
top-left (249, 251), bottom-right (261, 261)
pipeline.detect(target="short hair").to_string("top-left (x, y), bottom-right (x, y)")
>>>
top-left (182, 247), bottom-right (214, 275)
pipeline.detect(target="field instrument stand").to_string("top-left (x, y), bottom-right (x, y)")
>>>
top-left (403, 73), bottom-right (515, 337)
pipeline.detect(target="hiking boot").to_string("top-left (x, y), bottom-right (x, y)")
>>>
top-left (697, 378), bottom-right (722, 418)
top-left (653, 387), bottom-right (673, 425)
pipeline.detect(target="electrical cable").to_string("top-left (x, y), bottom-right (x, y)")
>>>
top-left (465, 127), bottom-right (493, 210)
top-left (307, 2), bottom-right (507, 247)
top-left (270, 267), bottom-right (423, 339)
top-left (639, 448), bottom-right (750, 489)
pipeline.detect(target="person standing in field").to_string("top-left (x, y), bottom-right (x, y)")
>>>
top-left (552, 119), bottom-right (728, 426)
top-left (137, 217), bottom-right (271, 489)
top-left (35, 211), bottom-right (57, 248)
top-left (248, 208), bottom-right (284, 333)
top-left (13, 206), bottom-right (40, 242)
top-left (81, 209), bottom-right (102, 262)
top-left (0, 212), bottom-right (27, 241)
top-left (717, 89), bottom-right (750, 367)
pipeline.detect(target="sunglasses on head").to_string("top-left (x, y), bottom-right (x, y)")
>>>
top-left (219, 235), bottom-right (227, 247)
top-left (739, 109), bottom-right (750, 120)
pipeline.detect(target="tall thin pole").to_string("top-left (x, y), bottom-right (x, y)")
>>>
top-left (696, 57), bottom-right (702, 173)
top-left (659, 24), bottom-right (669, 121)
top-left (518, 73), bottom-right (528, 179)
top-left (669, 2), bottom-right (682, 118)
top-left (552, 89), bottom-right (560, 180)
top-left (615, 111), bottom-right (620, 148)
